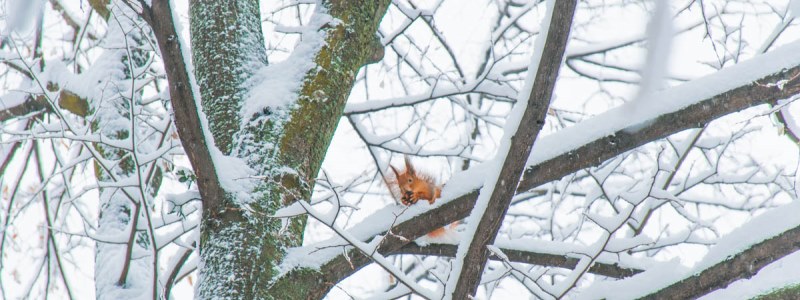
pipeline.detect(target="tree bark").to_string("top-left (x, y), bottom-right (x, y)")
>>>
top-left (275, 56), bottom-right (800, 299)
top-left (397, 243), bottom-right (641, 279)
top-left (145, 0), bottom-right (390, 298)
top-left (449, 1), bottom-right (576, 298)
top-left (140, 0), bottom-right (800, 297)
top-left (641, 222), bottom-right (800, 299)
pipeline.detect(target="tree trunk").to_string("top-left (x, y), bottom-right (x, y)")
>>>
top-left (182, 0), bottom-right (390, 298)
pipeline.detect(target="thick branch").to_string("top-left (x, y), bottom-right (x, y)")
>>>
top-left (147, 0), bottom-right (392, 298)
top-left (143, 0), bottom-right (227, 217)
top-left (190, 0), bottom-right (267, 157)
top-left (396, 243), bottom-right (641, 279)
top-left (274, 191), bottom-right (479, 300)
top-left (518, 69), bottom-right (800, 193)
top-left (641, 223), bottom-right (800, 299)
top-left (286, 48), bottom-right (800, 298)
top-left (450, 1), bottom-right (576, 298)
top-left (0, 90), bottom-right (90, 123)
top-left (0, 98), bottom-right (46, 122)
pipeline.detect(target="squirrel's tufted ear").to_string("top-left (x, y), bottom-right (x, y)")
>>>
top-left (404, 155), bottom-right (416, 176)
top-left (389, 164), bottom-right (401, 179)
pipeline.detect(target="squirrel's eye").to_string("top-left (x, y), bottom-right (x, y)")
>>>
top-left (407, 179), bottom-right (413, 183)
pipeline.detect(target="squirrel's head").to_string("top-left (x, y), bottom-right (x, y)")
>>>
top-left (390, 157), bottom-right (418, 204)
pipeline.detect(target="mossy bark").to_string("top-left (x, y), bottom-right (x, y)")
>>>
top-left (190, 0), bottom-right (389, 298)
top-left (190, 0), bottom-right (267, 156)
top-left (755, 284), bottom-right (800, 300)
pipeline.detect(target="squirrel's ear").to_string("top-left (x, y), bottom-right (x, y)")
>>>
top-left (390, 165), bottom-right (401, 179)
top-left (404, 155), bottom-right (416, 176)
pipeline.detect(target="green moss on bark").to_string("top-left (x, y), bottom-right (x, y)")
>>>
top-left (192, 0), bottom-right (390, 298)
top-left (280, 0), bottom-right (390, 193)
top-left (190, 0), bottom-right (267, 155)
top-left (264, 0), bottom-right (390, 295)
top-left (755, 284), bottom-right (800, 300)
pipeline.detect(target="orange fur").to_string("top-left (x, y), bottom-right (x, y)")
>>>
top-left (386, 157), bottom-right (456, 238)
top-left (426, 222), bottom-right (459, 238)
top-left (427, 227), bottom-right (447, 238)
top-left (387, 156), bottom-right (442, 205)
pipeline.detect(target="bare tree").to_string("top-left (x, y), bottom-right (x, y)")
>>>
top-left (2, 0), bottom-right (800, 299)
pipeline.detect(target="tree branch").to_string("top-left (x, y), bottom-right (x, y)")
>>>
top-left (276, 191), bottom-right (479, 299)
top-left (518, 64), bottom-right (800, 193)
top-left (0, 97), bottom-right (46, 123)
top-left (395, 243), bottom-right (641, 279)
top-left (287, 45), bottom-right (800, 298)
top-left (641, 223), bottom-right (800, 299)
top-left (143, 0), bottom-right (228, 217)
top-left (163, 247), bottom-right (193, 298)
top-left (449, 1), bottom-right (577, 298)
top-left (146, 0), bottom-right (394, 298)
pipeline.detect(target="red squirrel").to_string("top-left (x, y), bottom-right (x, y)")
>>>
top-left (387, 156), bottom-right (442, 206)
top-left (386, 157), bottom-right (454, 238)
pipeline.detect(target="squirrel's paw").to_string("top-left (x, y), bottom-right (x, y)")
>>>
top-left (401, 190), bottom-right (418, 205)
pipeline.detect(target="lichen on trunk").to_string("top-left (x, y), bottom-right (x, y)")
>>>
top-left (190, 0), bottom-right (390, 298)
top-left (190, 0), bottom-right (267, 156)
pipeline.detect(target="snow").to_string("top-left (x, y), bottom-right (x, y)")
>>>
top-left (444, 0), bottom-right (557, 298)
top-left (283, 201), bottom-right (434, 269)
top-left (0, 85), bottom-right (27, 109)
top-left (585, 203), bottom-right (633, 233)
top-left (153, 213), bottom-right (199, 250)
top-left (290, 199), bottom-right (441, 299)
top-left (701, 250), bottom-right (800, 299)
top-left (277, 162), bottom-right (488, 273)
top-left (272, 201), bottom-right (309, 218)
top-left (791, 0), bottom-right (800, 18)
top-left (84, 4), bottom-right (161, 299)
top-left (578, 200), bottom-right (800, 299)
top-left (486, 245), bottom-right (509, 261)
top-left (527, 39), bottom-right (800, 168)
top-left (779, 97), bottom-right (800, 142)
top-left (168, 0), bottom-right (257, 204)
top-left (344, 77), bottom-right (515, 115)
top-left (278, 159), bottom-right (493, 272)
top-left (243, 12), bottom-right (333, 122)
top-left (633, 0), bottom-right (673, 101)
top-left (4, 0), bottom-right (800, 299)
top-left (695, 202), bottom-right (800, 271)
top-left (498, 237), bottom-right (653, 271)
top-left (605, 234), bottom-right (654, 253)
top-left (1, 0), bottom-right (43, 36)
top-left (576, 258), bottom-right (687, 300)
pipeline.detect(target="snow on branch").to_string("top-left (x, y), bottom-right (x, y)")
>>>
top-left (526, 40), bottom-right (800, 170)
top-left (395, 241), bottom-right (643, 279)
top-left (581, 201), bottom-right (800, 299)
top-left (286, 198), bottom-right (440, 299)
top-left (286, 32), bottom-right (800, 298)
top-left (445, 0), bottom-right (576, 298)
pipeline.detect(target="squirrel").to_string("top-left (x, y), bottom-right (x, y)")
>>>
top-left (387, 156), bottom-right (442, 206)
top-left (386, 157), bottom-right (456, 238)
